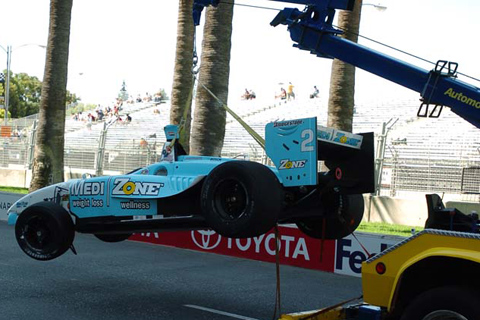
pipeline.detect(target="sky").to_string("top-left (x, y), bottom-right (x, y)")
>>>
top-left (2, 0), bottom-right (480, 107)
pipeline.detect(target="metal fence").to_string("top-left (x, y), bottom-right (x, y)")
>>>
top-left (1, 99), bottom-right (479, 203)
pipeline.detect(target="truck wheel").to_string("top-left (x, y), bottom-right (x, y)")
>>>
top-left (15, 202), bottom-right (75, 261)
top-left (94, 233), bottom-right (131, 243)
top-left (296, 194), bottom-right (364, 239)
top-left (400, 286), bottom-right (480, 320)
top-left (201, 161), bottom-right (283, 238)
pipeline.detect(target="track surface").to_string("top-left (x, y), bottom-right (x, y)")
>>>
top-left (0, 221), bottom-right (362, 320)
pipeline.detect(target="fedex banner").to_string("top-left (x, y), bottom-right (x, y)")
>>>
top-left (130, 226), bottom-right (406, 277)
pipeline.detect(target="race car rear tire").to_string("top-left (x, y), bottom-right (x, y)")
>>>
top-left (201, 161), bottom-right (283, 238)
top-left (15, 202), bottom-right (75, 261)
top-left (296, 194), bottom-right (364, 239)
top-left (400, 286), bottom-right (480, 320)
top-left (94, 233), bottom-right (131, 243)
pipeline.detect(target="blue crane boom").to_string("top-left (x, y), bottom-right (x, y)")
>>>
top-left (192, 0), bottom-right (480, 129)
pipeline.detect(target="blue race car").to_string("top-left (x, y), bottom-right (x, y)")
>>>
top-left (8, 117), bottom-right (374, 260)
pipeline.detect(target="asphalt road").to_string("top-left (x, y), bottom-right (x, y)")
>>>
top-left (0, 221), bottom-right (362, 320)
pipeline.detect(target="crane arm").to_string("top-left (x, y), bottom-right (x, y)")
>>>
top-left (193, 0), bottom-right (480, 129)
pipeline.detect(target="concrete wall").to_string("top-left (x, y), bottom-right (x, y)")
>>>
top-left (445, 201), bottom-right (480, 215)
top-left (363, 195), bottom-right (428, 227)
top-left (0, 168), bottom-right (29, 188)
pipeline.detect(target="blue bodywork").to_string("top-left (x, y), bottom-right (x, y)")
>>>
top-left (8, 116), bottom-right (373, 229)
top-left (68, 156), bottom-right (235, 219)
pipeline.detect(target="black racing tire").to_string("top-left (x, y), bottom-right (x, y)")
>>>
top-left (201, 161), bottom-right (283, 238)
top-left (15, 202), bottom-right (75, 261)
top-left (400, 286), bottom-right (480, 320)
top-left (296, 194), bottom-right (364, 239)
top-left (94, 233), bottom-right (131, 243)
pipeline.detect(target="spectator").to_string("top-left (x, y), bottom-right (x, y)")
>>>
top-left (310, 85), bottom-right (319, 99)
top-left (276, 88), bottom-right (287, 100)
top-left (287, 82), bottom-right (295, 101)
top-left (126, 113), bottom-right (132, 123)
top-left (241, 89), bottom-right (256, 100)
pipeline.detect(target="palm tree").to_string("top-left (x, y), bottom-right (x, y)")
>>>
top-left (190, 1), bottom-right (234, 156)
top-left (326, 0), bottom-right (363, 132)
top-left (170, 0), bottom-right (195, 152)
top-left (30, 0), bottom-right (73, 192)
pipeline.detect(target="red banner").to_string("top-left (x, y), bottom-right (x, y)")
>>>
top-left (129, 225), bottom-right (336, 273)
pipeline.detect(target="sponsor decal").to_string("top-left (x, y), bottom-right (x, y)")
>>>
top-left (191, 230), bottom-right (222, 250)
top-left (112, 178), bottom-right (163, 196)
top-left (16, 201), bottom-right (29, 208)
top-left (333, 132), bottom-right (362, 147)
top-left (318, 129), bottom-right (332, 140)
top-left (273, 119), bottom-right (304, 127)
top-left (335, 234), bottom-right (403, 277)
top-left (130, 226), bottom-right (336, 273)
top-left (444, 88), bottom-right (480, 108)
top-left (70, 181), bottom-right (105, 196)
top-left (72, 198), bottom-right (104, 208)
top-left (120, 200), bottom-right (151, 210)
top-left (279, 159), bottom-right (307, 170)
top-left (44, 186), bottom-right (70, 204)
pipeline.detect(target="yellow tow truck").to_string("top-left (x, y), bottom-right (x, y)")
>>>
top-left (281, 194), bottom-right (480, 320)
top-left (191, 1), bottom-right (480, 318)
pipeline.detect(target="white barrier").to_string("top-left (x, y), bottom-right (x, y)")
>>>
top-left (0, 192), bottom-right (23, 221)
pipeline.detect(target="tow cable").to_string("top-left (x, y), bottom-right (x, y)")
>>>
top-left (272, 225), bottom-right (282, 320)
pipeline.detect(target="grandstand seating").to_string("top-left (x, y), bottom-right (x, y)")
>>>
top-left (2, 95), bottom-right (480, 200)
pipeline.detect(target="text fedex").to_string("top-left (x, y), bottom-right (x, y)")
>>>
top-left (334, 234), bottom-right (404, 277)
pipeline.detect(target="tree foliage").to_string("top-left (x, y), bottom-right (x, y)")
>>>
top-left (7, 71), bottom-right (42, 118)
top-left (3, 69), bottom-right (79, 119)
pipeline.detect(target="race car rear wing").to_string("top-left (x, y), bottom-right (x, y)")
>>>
top-left (265, 117), bottom-right (374, 194)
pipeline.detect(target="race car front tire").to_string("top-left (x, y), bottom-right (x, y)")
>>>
top-left (201, 161), bottom-right (283, 238)
top-left (15, 202), bottom-right (75, 261)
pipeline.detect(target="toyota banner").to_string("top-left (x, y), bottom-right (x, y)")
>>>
top-left (130, 225), bottom-right (406, 277)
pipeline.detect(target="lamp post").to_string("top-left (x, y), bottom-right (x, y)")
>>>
top-left (0, 43), bottom-right (47, 126)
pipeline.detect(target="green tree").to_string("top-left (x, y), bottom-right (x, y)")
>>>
top-left (30, 0), bottom-right (73, 192)
top-left (7, 72), bottom-right (42, 118)
top-left (170, 0), bottom-right (195, 152)
top-left (190, 1), bottom-right (234, 156)
top-left (3, 70), bottom-right (79, 118)
top-left (327, 0), bottom-right (363, 132)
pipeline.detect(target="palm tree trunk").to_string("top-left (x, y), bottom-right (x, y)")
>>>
top-left (190, 1), bottom-right (234, 156)
top-left (327, 0), bottom-right (362, 132)
top-left (170, 0), bottom-right (195, 152)
top-left (30, 0), bottom-right (73, 192)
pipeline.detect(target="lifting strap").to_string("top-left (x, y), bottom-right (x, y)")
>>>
top-left (197, 82), bottom-right (266, 150)
top-left (272, 225), bottom-right (282, 320)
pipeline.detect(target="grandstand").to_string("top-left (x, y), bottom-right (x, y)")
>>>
top-left (1, 95), bottom-right (480, 201)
